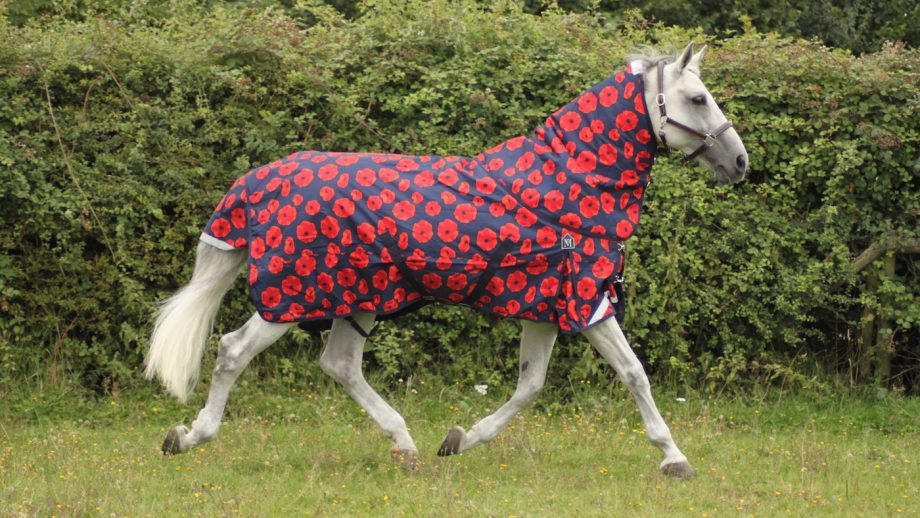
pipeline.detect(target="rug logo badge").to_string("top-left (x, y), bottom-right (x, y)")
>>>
top-left (561, 233), bottom-right (575, 250)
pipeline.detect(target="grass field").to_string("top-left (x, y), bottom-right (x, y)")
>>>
top-left (2, 381), bottom-right (919, 517)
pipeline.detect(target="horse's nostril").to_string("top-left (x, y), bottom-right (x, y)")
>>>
top-left (736, 154), bottom-right (747, 170)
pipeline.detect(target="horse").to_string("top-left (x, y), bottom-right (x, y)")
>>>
top-left (144, 43), bottom-right (748, 478)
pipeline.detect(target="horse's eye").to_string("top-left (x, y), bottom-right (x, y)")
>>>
top-left (691, 95), bottom-right (707, 106)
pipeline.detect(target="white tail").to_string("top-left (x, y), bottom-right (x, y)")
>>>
top-left (145, 241), bottom-right (246, 402)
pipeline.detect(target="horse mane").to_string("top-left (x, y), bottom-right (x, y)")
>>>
top-left (626, 47), bottom-right (677, 71)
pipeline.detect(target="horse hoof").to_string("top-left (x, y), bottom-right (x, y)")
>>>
top-left (390, 448), bottom-right (421, 471)
top-left (161, 426), bottom-right (189, 455)
top-left (437, 426), bottom-right (465, 457)
top-left (661, 460), bottom-right (696, 479)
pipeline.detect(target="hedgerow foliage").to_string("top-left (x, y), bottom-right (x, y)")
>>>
top-left (1, 1), bottom-right (918, 394)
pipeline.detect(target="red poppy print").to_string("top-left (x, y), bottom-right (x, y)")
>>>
top-left (337, 268), bottom-right (357, 287)
top-left (412, 220), bottom-right (434, 243)
top-left (261, 287), bottom-right (282, 308)
top-left (476, 228), bottom-right (498, 251)
top-left (520, 188), bottom-right (541, 208)
top-left (202, 67), bottom-right (654, 333)
top-left (540, 277), bottom-right (559, 297)
top-left (515, 207), bottom-right (538, 227)
top-left (536, 226), bottom-right (557, 248)
top-left (231, 208), bottom-right (246, 229)
top-left (267, 256), bottom-right (284, 274)
top-left (437, 219), bottom-right (459, 242)
top-left (616, 220), bottom-right (633, 239)
top-left (281, 276), bottom-right (302, 296)
top-left (355, 222), bottom-right (376, 244)
top-left (396, 159), bottom-right (418, 172)
top-left (210, 218), bottom-right (231, 238)
top-left (266, 226), bottom-right (283, 248)
top-left (393, 201), bottom-right (416, 221)
top-left (615, 110), bottom-right (638, 132)
top-left (559, 111), bottom-right (582, 132)
top-left (349, 247), bottom-right (369, 269)
top-left (485, 276), bottom-right (505, 297)
top-left (454, 203), bottom-right (478, 224)
top-left (333, 198), bottom-right (355, 218)
top-left (499, 223), bottom-right (521, 243)
top-left (577, 92), bottom-right (597, 114)
top-left (250, 237), bottom-right (266, 259)
top-left (318, 164), bottom-right (338, 181)
top-left (579, 196), bottom-right (600, 219)
top-left (599, 85), bottom-right (619, 107)
top-left (316, 273), bottom-right (334, 293)
top-left (559, 213), bottom-right (582, 228)
top-left (294, 168), bottom-right (314, 187)
top-left (293, 251), bottom-right (316, 276)
top-left (320, 216), bottom-right (340, 239)
top-left (275, 205), bottom-right (296, 226)
top-left (576, 151), bottom-right (597, 172)
top-left (526, 254), bottom-right (549, 275)
top-left (379, 167), bottom-right (399, 182)
top-left (627, 203), bottom-right (640, 224)
top-left (356, 168), bottom-right (376, 187)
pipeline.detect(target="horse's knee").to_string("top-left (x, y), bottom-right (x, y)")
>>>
top-left (620, 365), bottom-right (650, 393)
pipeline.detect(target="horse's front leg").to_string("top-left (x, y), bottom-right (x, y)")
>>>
top-left (320, 312), bottom-right (420, 469)
top-left (582, 316), bottom-right (695, 478)
top-left (438, 321), bottom-right (558, 456)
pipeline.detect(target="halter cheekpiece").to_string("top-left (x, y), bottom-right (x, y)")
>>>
top-left (655, 60), bottom-right (733, 162)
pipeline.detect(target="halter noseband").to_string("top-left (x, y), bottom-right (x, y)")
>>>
top-left (655, 60), bottom-right (733, 162)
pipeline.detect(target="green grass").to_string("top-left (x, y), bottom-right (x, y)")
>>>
top-left (2, 382), bottom-right (919, 517)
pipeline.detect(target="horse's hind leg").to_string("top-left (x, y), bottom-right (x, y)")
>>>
top-left (582, 316), bottom-right (695, 478)
top-left (319, 312), bottom-right (419, 469)
top-left (438, 321), bottom-right (558, 456)
top-left (161, 314), bottom-right (292, 454)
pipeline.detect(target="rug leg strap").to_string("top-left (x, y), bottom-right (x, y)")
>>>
top-left (344, 315), bottom-right (380, 338)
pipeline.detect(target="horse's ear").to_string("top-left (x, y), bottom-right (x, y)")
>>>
top-left (677, 43), bottom-right (695, 73)
top-left (687, 44), bottom-right (706, 74)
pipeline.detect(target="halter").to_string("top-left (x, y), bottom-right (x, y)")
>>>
top-left (655, 60), bottom-right (733, 162)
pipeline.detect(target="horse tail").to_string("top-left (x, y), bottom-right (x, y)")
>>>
top-left (145, 241), bottom-right (246, 403)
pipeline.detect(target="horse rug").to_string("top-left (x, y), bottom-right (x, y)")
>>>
top-left (201, 68), bottom-right (656, 333)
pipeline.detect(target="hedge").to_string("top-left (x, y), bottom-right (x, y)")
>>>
top-left (1, 0), bottom-right (918, 395)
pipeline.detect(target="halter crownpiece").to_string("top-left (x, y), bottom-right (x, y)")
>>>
top-left (656, 60), bottom-right (733, 162)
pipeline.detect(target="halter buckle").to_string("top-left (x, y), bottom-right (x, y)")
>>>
top-left (656, 93), bottom-right (666, 107)
top-left (703, 134), bottom-right (717, 148)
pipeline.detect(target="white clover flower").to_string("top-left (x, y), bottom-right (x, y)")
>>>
top-left (474, 384), bottom-right (488, 395)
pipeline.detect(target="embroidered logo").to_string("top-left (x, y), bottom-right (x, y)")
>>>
top-left (561, 233), bottom-right (575, 250)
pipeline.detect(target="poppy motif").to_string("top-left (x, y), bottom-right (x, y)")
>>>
top-left (202, 69), bottom-right (655, 333)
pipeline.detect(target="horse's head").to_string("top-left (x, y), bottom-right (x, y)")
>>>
top-left (642, 44), bottom-right (748, 184)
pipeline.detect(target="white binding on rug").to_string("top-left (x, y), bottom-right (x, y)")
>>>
top-left (588, 295), bottom-right (611, 326)
top-left (630, 60), bottom-right (646, 75)
top-left (199, 233), bottom-right (237, 251)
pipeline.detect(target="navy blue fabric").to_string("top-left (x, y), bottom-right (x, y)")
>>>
top-left (202, 68), bottom-right (656, 333)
